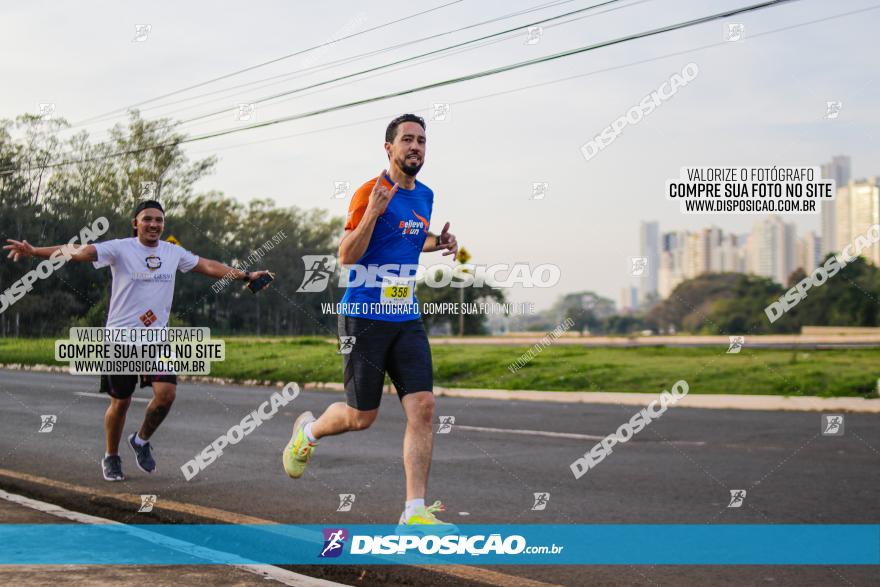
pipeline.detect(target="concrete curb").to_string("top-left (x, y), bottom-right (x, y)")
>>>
top-left (431, 387), bottom-right (880, 413)
top-left (0, 487), bottom-right (349, 586)
top-left (2, 363), bottom-right (879, 413)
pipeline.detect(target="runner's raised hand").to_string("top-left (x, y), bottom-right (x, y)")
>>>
top-left (365, 169), bottom-right (399, 218)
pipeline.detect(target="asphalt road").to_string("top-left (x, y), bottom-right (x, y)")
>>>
top-left (1, 368), bottom-right (878, 586)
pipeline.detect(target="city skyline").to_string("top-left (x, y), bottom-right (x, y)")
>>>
top-left (629, 152), bottom-right (880, 310)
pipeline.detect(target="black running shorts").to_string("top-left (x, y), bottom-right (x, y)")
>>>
top-left (338, 315), bottom-right (433, 411)
top-left (99, 374), bottom-right (178, 400)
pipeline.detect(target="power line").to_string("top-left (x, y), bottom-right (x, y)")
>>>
top-left (72, 0), bottom-right (466, 126)
top-left (0, 0), bottom-right (800, 176)
top-left (171, 0), bottom-right (634, 128)
top-left (74, 0), bottom-right (583, 130)
top-left (60, 0), bottom-right (632, 153)
top-left (189, 2), bottom-right (878, 157)
top-left (134, 0), bottom-right (808, 139)
top-left (62, 0), bottom-right (641, 150)
top-left (144, 0), bottom-right (648, 136)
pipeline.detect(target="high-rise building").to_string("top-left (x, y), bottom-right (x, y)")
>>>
top-left (653, 220), bottom-right (799, 300)
top-left (749, 215), bottom-right (797, 285)
top-left (706, 227), bottom-right (723, 272)
top-left (820, 155), bottom-right (851, 255)
top-left (658, 231), bottom-right (686, 298)
top-left (657, 228), bottom-right (746, 297)
top-left (639, 222), bottom-right (660, 304)
top-left (836, 178), bottom-right (880, 265)
top-left (682, 232), bottom-right (705, 279)
top-left (715, 232), bottom-right (745, 273)
top-left (638, 221), bottom-right (659, 304)
top-left (618, 286), bottom-right (638, 314)
top-left (797, 231), bottom-right (822, 273)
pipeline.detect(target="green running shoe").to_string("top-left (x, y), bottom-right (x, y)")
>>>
top-left (283, 411), bottom-right (317, 479)
top-left (397, 500), bottom-right (458, 534)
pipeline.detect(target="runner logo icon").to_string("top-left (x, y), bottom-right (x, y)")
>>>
top-left (821, 414), bottom-right (844, 436)
top-left (727, 336), bottom-right (744, 353)
top-left (39, 415), bottom-right (57, 433)
top-left (297, 255), bottom-right (336, 293)
top-left (531, 492), bottom-right (550, 511)
top-left (727, 489), bottom-right (747, 508)
top-left (437, 416), bottom-right (455, 434)
top-left (139, 494), bottom-right (157, 513)
top-left (630, 256), bottom-right (648, 276)
top-left (337, 494), bottom-right (356, 512)
top-left (338, 336), bottom-right (356, 355)
top-left (320, 528), bottom-right (348, 558)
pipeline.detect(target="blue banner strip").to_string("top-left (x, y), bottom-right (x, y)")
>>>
top-left (1, 525), bottom-right (878, 565)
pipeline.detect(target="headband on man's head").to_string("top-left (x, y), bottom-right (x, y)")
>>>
top-left (133, 200), bottom-right (164, 217)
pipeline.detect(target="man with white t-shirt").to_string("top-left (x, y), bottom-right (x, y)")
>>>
top-left (4, 200), bottom-right (271, 481)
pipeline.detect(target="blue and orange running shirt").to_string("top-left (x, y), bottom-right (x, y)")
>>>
top-left (340, 172), bottom-right (434, 321)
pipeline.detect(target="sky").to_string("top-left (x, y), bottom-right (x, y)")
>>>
top-left (3, 0), bottom-right (879, 311)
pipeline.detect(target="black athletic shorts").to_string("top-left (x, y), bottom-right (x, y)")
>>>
top-left (338, 315), bottom-right (433, 411)
top-left (99, 374), bottom-right (178, 400)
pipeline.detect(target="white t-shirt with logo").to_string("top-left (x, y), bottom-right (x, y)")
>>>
top-left (92, 238), bottom-right (199, 328)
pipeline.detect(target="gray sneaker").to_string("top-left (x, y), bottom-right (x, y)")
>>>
top-left (102, 455), bottom-right (125, 482)
top-left (128, 433), bottom-right (156, 473)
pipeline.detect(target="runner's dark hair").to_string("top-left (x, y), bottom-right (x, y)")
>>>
top-left (132, 200), bottom-right (164, 236)
top-left (385, 114), bottom-right (426, 143)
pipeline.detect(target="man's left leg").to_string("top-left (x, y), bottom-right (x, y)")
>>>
top-left (401, 391), bottom-right (435, 501)
top-left (129, 378), bottom-right (176, 473)
top-left (391, 319), bottom-right (454, 527)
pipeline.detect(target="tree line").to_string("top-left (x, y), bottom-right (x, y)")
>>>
top-left (0, 112), bottom-right (342, 337)
top-left (515, 263), bottom-right (880, 336)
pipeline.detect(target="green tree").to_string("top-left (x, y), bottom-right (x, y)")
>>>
top-left (0, 110), bottom-right (342, 336)
top-left (552, 291), bottom-right (614, 334)
top-left (794, 255), bottom-right (880, 327)
top-left (647, 273), bottom-right (786, 334)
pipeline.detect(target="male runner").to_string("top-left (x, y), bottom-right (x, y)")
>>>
top-left (4, 200), bottom-right (270, 481)
top-left (283, 114), bottom-right (459, 528)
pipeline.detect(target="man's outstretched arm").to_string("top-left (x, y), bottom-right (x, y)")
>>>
top-left (4, 239), bottom-right (96, 263)
top-left (190, 257), bottom-right (270, 283)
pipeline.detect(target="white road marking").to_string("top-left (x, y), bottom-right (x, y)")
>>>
top-left (75, 391), bottom-right (149, 403)
top-left (0, 488), bottom-right (349, 587)
top-left (454, 424), bottom-right (706, 446)
top-left (0, 469), bottom-right (561, 587)
top-left (0, 488), bottom-right (110, 524)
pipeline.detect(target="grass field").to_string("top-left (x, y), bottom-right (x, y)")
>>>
top-left (1, 337), bottom-right (878, 397)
